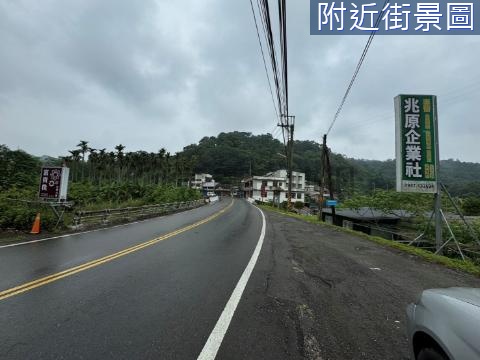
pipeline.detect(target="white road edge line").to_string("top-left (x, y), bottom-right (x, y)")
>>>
top-left (0, 202), bottom-right (221, 249)
top-left (197, 204), bottom-right (266, 360)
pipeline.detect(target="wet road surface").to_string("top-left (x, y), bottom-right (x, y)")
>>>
top-left (0, 199), bottom-right (263, 359)
top-left (218, 209), bottom-right (480, 360)
top-left (1, 200), bottom-right (479, 359)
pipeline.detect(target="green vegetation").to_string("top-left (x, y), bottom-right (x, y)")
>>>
top-left (63, 141), bottom-right (195, 186)
top-left (338, 190), bottom-right (437, 215)
top-left (0, 144), bottom-right (201, 232)
top-left (0, 145), bottom-right (42, 189)
top-left (0, 188), bottom-right (59, 231)
top-left (294, 201), bottom-right (304, 209)
top-left (338, 190), bottom-right (480, 245)
top-left (3, 131), bottom-right (480, 232)
top-left (461, 197), bottom-right (480, 216)
top-left (259, 204), bottom-right (480, 277)
top-left (181, 131), bottom-right (480, 197)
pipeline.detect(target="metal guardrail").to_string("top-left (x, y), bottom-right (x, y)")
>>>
top-left (73, 200), bottom-right (204, 228)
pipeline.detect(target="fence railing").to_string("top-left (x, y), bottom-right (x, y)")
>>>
top-left (73, 200), bottom-right (204, 228)
top-left (344, 220), bottom-right (480, 262)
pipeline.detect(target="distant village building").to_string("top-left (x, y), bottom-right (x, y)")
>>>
top-left (242, 169), bottom-right (306, 204)
top-left (190, 174), bottom-right (216, 196)
top-left (304, 182), bottom-right (332, 202)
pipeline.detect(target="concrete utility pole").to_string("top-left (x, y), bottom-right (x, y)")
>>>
top-left (279, 115), bottom-right (295, 209)
top-left (319, 136), bottom-right (326, 221)
top-left (287, 122), bottom-right (294, 209)
top-left (318, 134), bottom-right (335, 222)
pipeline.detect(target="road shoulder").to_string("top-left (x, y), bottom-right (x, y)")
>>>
top-left (218, 208), bottom-right (480, 360)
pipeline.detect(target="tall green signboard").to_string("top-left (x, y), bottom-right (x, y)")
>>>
top-left (395, 95), bottom-right (438, 193)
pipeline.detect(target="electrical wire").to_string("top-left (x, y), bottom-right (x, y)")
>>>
top-left (249, 0), bottom-right (280, 121)
top-left (325, 0), bottom-right (389, 137)
top-left (250, 0), bottom-right (291, 166)
top-left (340, 78), bottom-right (480, 131)
top-left (258, 0), bottom-right (285, 119)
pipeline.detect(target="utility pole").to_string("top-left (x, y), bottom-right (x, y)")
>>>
top-left (318, 134), bottom-right (335, 222)
top-left (350, 167), bottom-right (355, 196)
top-left (279, 115), bottom-right (295, 209)
top-left (287, 122), bottom-right (294, 209)
top-left (249, 160), bottom-right (252, 199)
top-left (325, 138), bottom-right (335, 222)
top-left (434, 102), bottom-right (443, 254)
top-left (319, 135), bottom-right (326, 221)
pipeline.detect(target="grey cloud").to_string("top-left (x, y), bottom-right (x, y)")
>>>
top-left (0, 0), bottom-right (478, 162)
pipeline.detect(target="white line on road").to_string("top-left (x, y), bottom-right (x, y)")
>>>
top-left (197, 205), bottom-right (266, 360)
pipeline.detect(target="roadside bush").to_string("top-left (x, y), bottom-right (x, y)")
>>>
top-left (0, 183), bottom-right (202, 231)
top-left (67, 182), bottom-right (201, 208)
top-left (294, 201), bottom-right (304, 209)
top-left (0, 187), bottom-right (59, 231)
top-left (146, 185), bottom-right (201, 204)
top-left (462, 197), bottom-right (480, 216)
top-left (447, 220), bottom-right (480, 244)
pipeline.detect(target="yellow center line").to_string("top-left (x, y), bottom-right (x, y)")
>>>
top-left (0, 199), bottom-right (234, 301)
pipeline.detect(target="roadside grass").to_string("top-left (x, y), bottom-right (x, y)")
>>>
top-left (0, 201), bottom-right (205, 246)
top-left (259, 204), bottom-right (480, 278)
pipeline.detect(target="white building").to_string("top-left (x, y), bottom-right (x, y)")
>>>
top-left (242, 169), bottom-right (305, 204)
top-left (190, 173), bottom-right (216, 195)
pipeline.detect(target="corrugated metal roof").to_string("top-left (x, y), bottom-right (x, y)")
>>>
top-left (322, 207), bottom-right (401, 221)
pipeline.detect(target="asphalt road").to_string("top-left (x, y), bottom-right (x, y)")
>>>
top-left (0, 198), bottom-right (263, 359)
top-left (1, 200), bottom-right (480, 359)
top-left (218, 209), bottom-right (480, 360)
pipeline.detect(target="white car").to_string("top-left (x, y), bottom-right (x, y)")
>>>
top-left (406, 287), bottom-right (480, 360)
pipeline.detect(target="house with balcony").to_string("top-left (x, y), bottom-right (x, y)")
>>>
top-left (190, 173), bottom-right (216, 196)
top-left (242, 169), bottom-right (306, 204)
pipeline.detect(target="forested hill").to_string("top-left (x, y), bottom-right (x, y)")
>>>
top-left (181, 132), bottom-right (480, 196)
top-left (2, 132), bottom-right (480, 197)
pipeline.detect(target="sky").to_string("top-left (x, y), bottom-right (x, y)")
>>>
top-left (1, 0), bottom-right (479, 162)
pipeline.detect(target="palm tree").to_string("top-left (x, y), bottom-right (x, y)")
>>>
top-left (115, 144), bottom-right (126, 182)
top-left (107, 151), bottom-right (116, 183)
top-left (124, 151), bottom-right (136, 183)
top-left (164, 152), bottom-right (171, 184)
top-left (68, 149), bottom-right (81, 182)
top-left (59, 156), bottom-right (72, 182)
top-left (97, 148), bottom-right (107, 184)
top-left (174, 154), bottom-right (182, 187)
top-left (157, 148), bottom-right (166, 184)
top-left (77, 140), bottom-right (89, 182)
top-left (88, 148), bottom-right (98, 183)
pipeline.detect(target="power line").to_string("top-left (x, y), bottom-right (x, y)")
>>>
top-left (258, 0), bottom-right (285, 119)
top-left (325, 0), bottom-right (388, 137)
top-left (249, 0), bottom-right (280, 121)
top-left (256, 0), bottom-right (291, 164)
top-left (340, 79), bottom-right (480, 131)
top-left (278, 0), bottom-right (288, 117)
top-left (249, 0), bottom-right (294, 208)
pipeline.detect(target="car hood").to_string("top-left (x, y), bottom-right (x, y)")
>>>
top-left (425, 287), bottom-right (480, 307)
